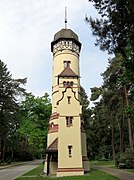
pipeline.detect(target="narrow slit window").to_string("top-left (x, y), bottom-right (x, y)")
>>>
top-left (70, 117), bottom-right (73, 125)
top-left (67, 96), bottom-right (71, 104)
top-left (68, 145), bottom-right (72, 158)
top-left (67, 61), bottom-right (71, 67)
top-left (66, 117), bottom-right (69, 126)
top-left (64, 61), bottom-right (67, 68)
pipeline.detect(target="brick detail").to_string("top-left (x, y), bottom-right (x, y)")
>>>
top-left (57, 168), bottom-right (84, 172)
top-left (49, 112), bottom-right (59, 121)
top-left (48, 124), bottom-right (58, 133)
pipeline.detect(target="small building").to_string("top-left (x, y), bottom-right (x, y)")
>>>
top-left (44, 25), bottom-right (90, 176)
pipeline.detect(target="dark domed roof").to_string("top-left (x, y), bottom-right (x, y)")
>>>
top-left (54, 28), bottom-right (79, 41)
top-left (51, 28), bottom-right (81, 52)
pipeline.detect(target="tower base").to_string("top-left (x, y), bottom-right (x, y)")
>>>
top-left (57, 168), bottom-right (84, 177)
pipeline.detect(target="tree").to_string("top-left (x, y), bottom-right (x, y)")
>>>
top-left (17, 93), bottom-right (51, 159)
top-left (86, 0), bottom-right (134, 150)
top-left (90, 55), bottom-right (133, 159)
top-left (86, 0), bottom-right (134, 82)
top-left (0, 59), bottom-right (27, 160)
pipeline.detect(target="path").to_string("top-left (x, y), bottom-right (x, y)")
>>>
top-left (0, 159), bottom-right (42, 180)
top-left (92, 165), bottom-right (134, 180)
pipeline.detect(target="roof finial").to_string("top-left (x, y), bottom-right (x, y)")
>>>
top-left (65, 6), bottom-right (67, 29)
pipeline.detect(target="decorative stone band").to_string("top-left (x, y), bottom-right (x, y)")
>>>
top-left (49, 112), bottom-right (59, 121)
top-left (48, 124), bottom-right (58, 133)
top-left (57, 167), bottom-right (84, 172)
top-left (82, 156), bottom-right (89, 161)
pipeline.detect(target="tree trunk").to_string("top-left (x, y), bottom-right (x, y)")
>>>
top-left (124, 85), bottom-right (133, 150)
top-left (1, 139), bottom-right (6, 161)
top-left (32, 145), bottom-right (35, 160)
top-left (111, 117), bottom-right (115, 160)
top-left (120, 114), bottom-right (124, 153)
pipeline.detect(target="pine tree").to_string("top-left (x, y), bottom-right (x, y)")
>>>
top-left (0, 60), bottom-right (27, 160)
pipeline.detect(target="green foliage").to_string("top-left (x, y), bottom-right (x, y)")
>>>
top-left (17, 93), bottom-right (52, 158)
top-left (0, 59), bottom-right (27, 160)
top-left (89, 55), bottom-right (134, 160)
top-left (115, 149), bottom-right (134, 169)
top-left (15, 151), bottom-right (33, 161)
top-left (87, 0), bottom-right (134, 83)
top-left (80, 86), bottom-right (91, 130)
top-left (90, 87), bottom-right (102, 101)
top-left (87, 0), bottom-right (134, 53)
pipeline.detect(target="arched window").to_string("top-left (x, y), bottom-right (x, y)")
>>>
top-left (70, 81), bottom-right (74, 87)
top-left (51, 122), bottom-right (54, 128)
top-left (67, 81), bottom-right (70, 86)
top-left (63, 81), bottom-right (66, 87)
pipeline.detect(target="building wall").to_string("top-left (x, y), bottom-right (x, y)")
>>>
top-left (45, 36), bottom-right (90, 176)
top-left (57, 86), bottom-right (83, 174)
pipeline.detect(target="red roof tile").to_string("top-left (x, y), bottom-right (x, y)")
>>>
top-left (58, 67), bottom-right (79, 78)
top-left (46, 138), bottom-right (58, 153)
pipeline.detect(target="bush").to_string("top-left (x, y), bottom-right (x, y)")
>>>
top-left (14, 151), bottom-right (33, 161)
top-left (115, 149), bottom-right (134, 169)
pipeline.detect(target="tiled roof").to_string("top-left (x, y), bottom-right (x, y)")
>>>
top-left (58, 67), bottom-right (79, 78)
top-left (46, 138), bottom-right (58, 153)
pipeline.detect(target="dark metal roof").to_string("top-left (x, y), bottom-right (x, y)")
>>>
top-left (51, 28), bottom-right (81, 52)
top-left (54, 29), bottom-right (79, 41)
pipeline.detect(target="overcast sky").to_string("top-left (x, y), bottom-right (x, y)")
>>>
top-left (0, 0), bottom-right (111, 103)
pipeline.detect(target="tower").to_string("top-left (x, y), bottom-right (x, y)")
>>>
top-left (44, 15), bottom-right (90, 177)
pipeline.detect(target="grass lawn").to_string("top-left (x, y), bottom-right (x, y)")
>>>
top-left (90, 160), bottom-right (115, 166)
top-left (121, 169), bottom-right (134, 173)
top-left (90, 160), bottom-right (134, 173)
top-left (15, 164), bottom-right (119, 180)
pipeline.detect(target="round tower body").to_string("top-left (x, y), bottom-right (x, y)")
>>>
top-left (51, 29), bottom-right (81, 113)
top-left (44, 28), bottom-right (90, 177)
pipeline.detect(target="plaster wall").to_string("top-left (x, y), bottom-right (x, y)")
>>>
top-left (58, 116), bottom-right (82, 168)
top-left (52, 50), bottom-right (80, 87)
top-left (47, 131), bottom-right (58, 147)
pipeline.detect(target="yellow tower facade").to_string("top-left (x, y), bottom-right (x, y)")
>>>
top-left (44, 28), bottom-right (90, 177)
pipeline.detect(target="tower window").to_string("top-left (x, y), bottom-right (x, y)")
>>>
top-left (66, 116), bottom-right (73, 127)
top-left (63, 81), bottom-right (74, 87)
top-left (67, 96), bottom-right (71, 104)
top-left (68, 145), bottom-right (72, 158)
top-left (67, 81), bottom-right (70, 86)
top-left (70, 81), bottom-right (74, 86)
top-left (67, 61), bottom-right (70, 67)
top-left (64, 61), bottom-right (71, 68)
top-left (63, 81), bottom-right (66, 87)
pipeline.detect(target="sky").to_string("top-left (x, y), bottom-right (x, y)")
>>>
top-left (0, 0), bottom-right (111, 103)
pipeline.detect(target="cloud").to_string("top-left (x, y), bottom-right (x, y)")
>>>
top-left (0, 0), bottom-right (111, 98)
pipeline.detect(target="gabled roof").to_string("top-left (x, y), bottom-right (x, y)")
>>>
top-left (46, 138), bottom-right (58, 153)
top-left (58, 67), bottom-right (79, 78)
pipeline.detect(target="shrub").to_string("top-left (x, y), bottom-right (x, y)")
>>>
top-left (14, 151), bottom-right (33, 161)
top-left (115, 149), bottom-right (134, 169)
